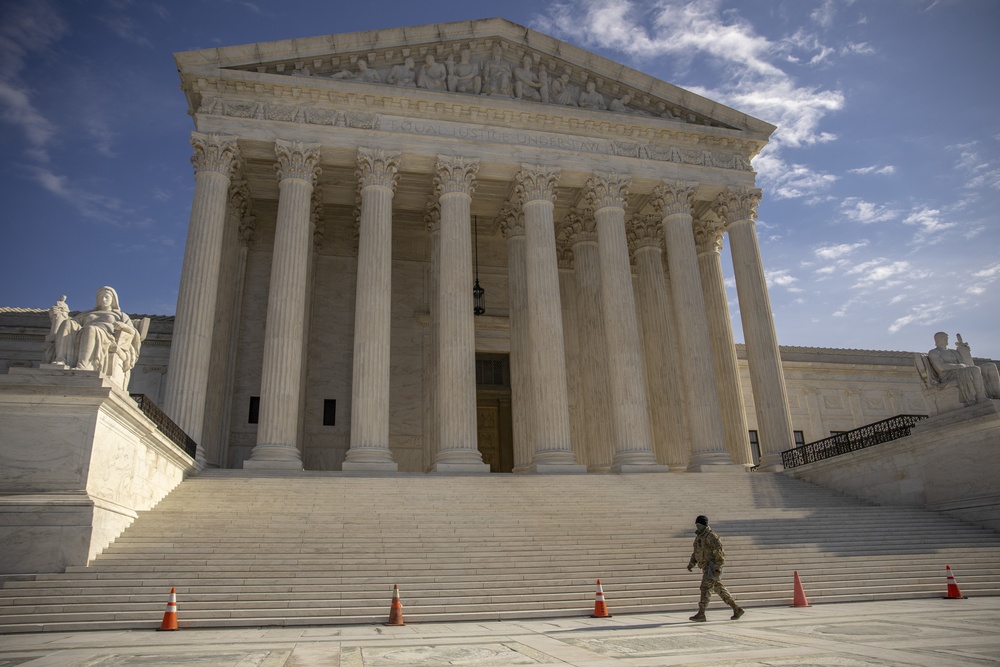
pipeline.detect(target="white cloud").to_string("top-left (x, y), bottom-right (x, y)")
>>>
top-left (840, 197), bottom-right (900, 224)
top-left (101, 15), bottom-right (152, 48)
top-left (902, 206), bottom-right (957, 236)
top-left (848, 165), bottom-right (896, 175)
top-left (765, 268), bottom-right (799, 290)
top-left (814, 240), bottom-right (869, 260)
top-left (846, 259), bottom-right (915, 289)
top-left (29, 166), bottom-right (136, 227)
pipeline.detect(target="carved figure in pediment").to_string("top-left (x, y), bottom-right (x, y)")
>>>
top-left (578, 80), bottom-right (606, 110)
top-left (290, 63), bottom-right (311, 77)
top-left (387, 57), bottom-right (416, 87)
top-left (330, 59), bottom-right (381, 84)
top-left (482, 45), bottom-right (512, 97)
top-left (447, 49), bottom-right (481, 94)
top-left (550, 72), bottom-right (577, 106)
top-left (513, 55), bottom-right (547, 102)
top-left (417, 54), bottom-right (448, 91)
top-left (609, 92), bottom-right (633, 113)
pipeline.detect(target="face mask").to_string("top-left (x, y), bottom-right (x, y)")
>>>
top-left (696, 523), bottom-right (707, 534)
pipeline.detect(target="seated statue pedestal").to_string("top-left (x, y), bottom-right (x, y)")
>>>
top-left (0, 368), bottom-right (197, 576)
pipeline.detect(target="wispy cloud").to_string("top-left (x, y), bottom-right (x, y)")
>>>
top-left (846, 259), bottom-right (919, 289)
top-left (0, 0), bottom-right (69, 162)
top-left (848, 165), bottom-right (896, 176)
top-left (840, 197), bottom-right (900, 224)
top-left (29, 166), bottom-right (139, 227)
top-left (814, 240), bottom-right (869, 260)
top-left (902, 206), bottom-right (957, 239)
top-left (101, 15), bottom-right (152, 47)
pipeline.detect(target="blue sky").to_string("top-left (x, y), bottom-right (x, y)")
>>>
top-left (1, 0), bottom-right (998, 358)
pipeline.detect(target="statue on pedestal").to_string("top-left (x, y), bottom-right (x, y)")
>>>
top-left (925, 332), bottom-right (1000, 406)
top-left (43, 287), bottom-right (148, 391)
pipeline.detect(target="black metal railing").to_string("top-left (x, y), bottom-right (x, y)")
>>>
top-left (781, 414), bottom-right (928, 469)
top-left (130, 394), bottom-right (198, 459)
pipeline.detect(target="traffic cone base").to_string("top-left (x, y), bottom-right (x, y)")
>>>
top-left (791, 571), bottom-right (810, 608)
top-left (386, 584), bottom-right (405, 626)
top-left (944, 565), bottom-right (967, 600)
top-left (158, 587), bottom-right (179, 631)
top-left (591, 579), bottom-right (612, 618)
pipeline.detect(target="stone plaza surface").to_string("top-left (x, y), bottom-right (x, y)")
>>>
top-left (0, 598), bottom-right (997, 666)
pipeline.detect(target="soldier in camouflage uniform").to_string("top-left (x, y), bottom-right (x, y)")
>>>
top-left (686, 515), bottom-right (744, 622)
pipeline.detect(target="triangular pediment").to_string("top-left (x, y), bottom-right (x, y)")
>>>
top-left (175, 18), bottom-right (774, 139)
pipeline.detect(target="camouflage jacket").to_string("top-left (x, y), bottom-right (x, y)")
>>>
top-left (688, 526), bottom-right (726, 570)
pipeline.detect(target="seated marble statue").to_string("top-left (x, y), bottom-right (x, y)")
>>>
top-left (513, 55), bottom-right (546, 102)
top-left (927, 332), bottom-right (1000, 405)
top-left (330, 59), bottom-right (381, 84)
top-left (481, 45), bottom-right (512, 97)
top-left (416, 54), bottom-right (448, 91)
top-left (44, 287), bottom-right (143, 387)
top-left (446, 49), bottom-right (481, 94)
top-left (578, 81), bottom-right (607, 110)
top-left (549, 72), bottom-right (577, 106)
top-left (386, 57), bottom-right (416, 87)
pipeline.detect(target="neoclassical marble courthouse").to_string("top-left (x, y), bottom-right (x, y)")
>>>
top-left (1, 19), bottom-right (953, 476)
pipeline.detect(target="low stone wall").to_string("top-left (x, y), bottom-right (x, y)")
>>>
top-left (782, 400), bottom-right (1000, 532)
top-left (0, 369), bottom-right (198, 575)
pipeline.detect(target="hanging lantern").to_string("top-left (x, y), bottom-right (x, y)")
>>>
top-left (473, 215), bottom-right (485, 315)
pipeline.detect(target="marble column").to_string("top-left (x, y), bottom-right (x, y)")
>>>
top-left (585, 173), bottom-right (666, 472)
top-left (203, 181), bottom-right (252, 469)
top-left (652, 180), bottom-right (736, 471)
top-left (693, 216), bottom-right (752, 466)
top-left (164, 132), bottom-right (240, 455)
top-left (516, 165), bottom-right (585, 473)
top-left (627, 214), bottom-right (689, 470)
top-left (245, 139), bottom-right (321, 470)
top-left (423, 199), bottom-right (441, 470)
top-left (344, 148), bottom-right (401, 471)
top-left (558, 209), bottom-right (613, 471)
top-left (497, 203), bottom-right (533, 473)
top-left (431, 155), bottom-right (489, 473)
top-left (658, 260), bottom-right (692, 469)
top-left (716, 187), bottom-right (795, 470)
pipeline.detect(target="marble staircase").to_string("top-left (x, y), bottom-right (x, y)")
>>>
top-left (2, 471), bottom-right (999, 633)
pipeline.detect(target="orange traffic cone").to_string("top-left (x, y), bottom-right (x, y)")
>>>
top-left (386, 584), bottom-right (405, 626)
top-left (791, 571), bottom-right (811, 607)
top-left (944, 565), bottom-right (967, 599)
top-left (591, 579), bottom-right (612, 618)
top-left (158, 587), bottom-right (179, 631)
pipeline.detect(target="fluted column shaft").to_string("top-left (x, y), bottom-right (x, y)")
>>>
top-left (516, 166), bottom-right (585, 473)
top-left (586, 173), bottom-right (664, 472)
top-left (560, 211), bottom-right (613, 471)
top-left (432, 156), bottom-right (489, 473)
top-left (498, 204), bottom-right (532, 472)
top-left (718, 188), bottom-right (794, 470)
top-left (345, 148), bottom-right (401, 471)
top-left (164, 133), bottom-right (240, 455)
top-left (653, 181), bottom-right (735, 471)
top-left (246, 140), bottom-right (321, 470)
top-left (424, 203), bottom-right (441, 470)
top-left (694, 218), bottom-right (752, 466)
top-left (628, 215), bottom-right (685, 469)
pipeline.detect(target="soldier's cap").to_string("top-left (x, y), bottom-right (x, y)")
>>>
top-left (695, 515), bottom-right (708, 526)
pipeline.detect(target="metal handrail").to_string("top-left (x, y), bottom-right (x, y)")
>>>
top-left (130, 394), bottom-right (198, 459)
top-left (781, 414), bottom-right (928, 469)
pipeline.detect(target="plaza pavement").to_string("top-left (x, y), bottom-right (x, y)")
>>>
top-left (0, 597), bottom-right (998, 666)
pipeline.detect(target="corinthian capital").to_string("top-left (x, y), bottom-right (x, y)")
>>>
top-left (556, 208), bottom-right (598, 247)
top-left (651, 180), bottom-right (698, 217)
top-left (692, 217), bottom-right (727, 254)
top-left (713, 186), bottom-right (762, 226)
top-left (515, 164), bottom-right (560, 205)
top-left (190, 132), bottom-right (241, 177)
top-left (433, 155), bottom-right (479, 197)
top-left (626, 214), bottom-right (664, 256)
top-left (356, 147), bottom-right (401, 191)
top-left (585, 172), bottom-right (630, 211)
top-left (496, 201), bottom-right (524, 239)
top-left (274, 139), bottom-right (322, 184)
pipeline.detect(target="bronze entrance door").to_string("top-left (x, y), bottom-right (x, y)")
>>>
top-left (475, 354), bottom-right (513, 472)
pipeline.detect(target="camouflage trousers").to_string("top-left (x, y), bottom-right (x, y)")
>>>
top-left (699, 574), bottom-right (738, 612)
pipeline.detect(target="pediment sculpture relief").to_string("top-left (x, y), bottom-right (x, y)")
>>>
top-left (246, 43), bottom-right (721, 127)
top-left (42, 287), bottom-right (150, 392)
top-left (914, 332), bottom-right (1000, 415)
